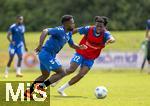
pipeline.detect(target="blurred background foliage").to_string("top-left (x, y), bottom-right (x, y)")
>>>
top-left (0, 0), bottom-right (150, 31)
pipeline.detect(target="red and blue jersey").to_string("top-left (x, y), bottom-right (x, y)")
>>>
top-left (76, 26), bottom-right (112, 59)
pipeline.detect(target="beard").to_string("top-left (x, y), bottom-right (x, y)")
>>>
top-left (68, 27), bottom-right (74, 31)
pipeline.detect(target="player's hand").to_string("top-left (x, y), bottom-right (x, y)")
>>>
top-left (105, 37), bottom-right (115, 45)
top-left (105, 39), bottom-right (111, 45)
top-left (79, 44), bottom-right (88, 50)
top-left (105, 39), bottom-right (115, 45)
top-left (25, 47), bottom-right (28, 52)
top-left (35, 45), bottom-right (42, 54)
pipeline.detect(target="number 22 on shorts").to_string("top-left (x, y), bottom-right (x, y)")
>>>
top-left (73, 56), bottom-right (80, 62)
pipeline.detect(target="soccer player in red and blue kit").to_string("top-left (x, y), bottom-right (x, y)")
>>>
top-left (57, 16), bottom-right (115, 96)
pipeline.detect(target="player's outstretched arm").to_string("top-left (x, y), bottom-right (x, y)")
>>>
top-left (72, 28), bottom-right (78, 34)
top-left (69, 43), bottom-right (87, 50)
top-left (105, 36), bottom-right (115, 45)
top-left (35, 29), bottom-right (48, 53)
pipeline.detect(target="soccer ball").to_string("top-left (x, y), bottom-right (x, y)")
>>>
top-left (95, 86), bottom-right (108, 99)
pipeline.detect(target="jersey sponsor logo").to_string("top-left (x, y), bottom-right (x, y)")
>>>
top-left (85, 41), bottom-right (101, 49)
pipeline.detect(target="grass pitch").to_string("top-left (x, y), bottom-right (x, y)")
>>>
top-left (0, 69), bottom-right (150, 106)
top-left (50, 69), bottom-right (150, 106)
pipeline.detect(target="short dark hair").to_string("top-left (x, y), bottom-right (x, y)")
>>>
top-left (61, 15), bottom-right (73, 24)
top-left (95, 16), bottom-right (108, 26)
top-left (16, 15), bottom-right (23, 19)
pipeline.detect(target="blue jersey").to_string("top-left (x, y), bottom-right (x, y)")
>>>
top-left (43, 26), bottom-right (74, 56)
top-left (8, 23), bottom-right (25, 45)
top-left (77, 26), bottom-right (112, 44)
top-left (146, 19), bottom-right (150, 30)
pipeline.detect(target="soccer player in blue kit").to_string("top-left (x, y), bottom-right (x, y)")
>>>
top-left (24, 15), bottom-right (87, 98)
top-left (4, 16), bottom-right (28, 78)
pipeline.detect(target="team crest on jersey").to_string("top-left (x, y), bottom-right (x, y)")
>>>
top-left (15, 28), bottom-right (19, 31)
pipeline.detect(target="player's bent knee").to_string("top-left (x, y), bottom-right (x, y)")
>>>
top-left (60, 71), bottom-right (66, 77)
top-left (42, 71), bottom-right (50, 78)
top-left (67, 68), bottom-right (75, 74)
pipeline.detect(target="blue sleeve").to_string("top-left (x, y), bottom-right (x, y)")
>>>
top-left (68, 33), bottom-right (74, 45)
top-left (77, 26), bottom-right (90, 35)
top-left (104, 31), bottom-right (112, 43)
top-left (8, 25), bottom-right (13, 33)
top-left (47, 28), bottom-right (59, 37)
top-left (68, 38), bottom-right (74, 45)
top-left (23, 25), bottom-right (25, 33)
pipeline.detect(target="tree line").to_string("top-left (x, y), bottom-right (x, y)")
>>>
top-left (0, 0), bottom-right (150, 31)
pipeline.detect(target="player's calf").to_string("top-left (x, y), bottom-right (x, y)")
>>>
top-left (69, 73), bottom-right (86, 85)
top-left (65, 62), bottom-right (79, 75)
top-left (57, 72), bottom-right (87, 96)
top-left (50, 70), bottom-right (66, 87)
top-left (65, 68), bottom-right (76, 75)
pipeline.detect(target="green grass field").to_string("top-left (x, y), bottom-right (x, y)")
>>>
top-left (0, 31), bottom-right (150, 106)
top-left (50, 70), bottom-right (150, 106)
top-left (0, 69), bottom-right (150, 106)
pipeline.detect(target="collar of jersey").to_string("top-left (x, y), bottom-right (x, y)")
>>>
top-left (93, 27), bottom-right (101, 37)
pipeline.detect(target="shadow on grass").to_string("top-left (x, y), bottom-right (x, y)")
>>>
top-left (51, 95), bottom-right (89, 99)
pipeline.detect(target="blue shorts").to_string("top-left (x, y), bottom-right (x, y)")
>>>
top-left (38, 49), bottom-right (62, 73)
top-left (71, 53), bottom-right (94, 69)
top-left (8, 42), bottom-right (24, 56)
